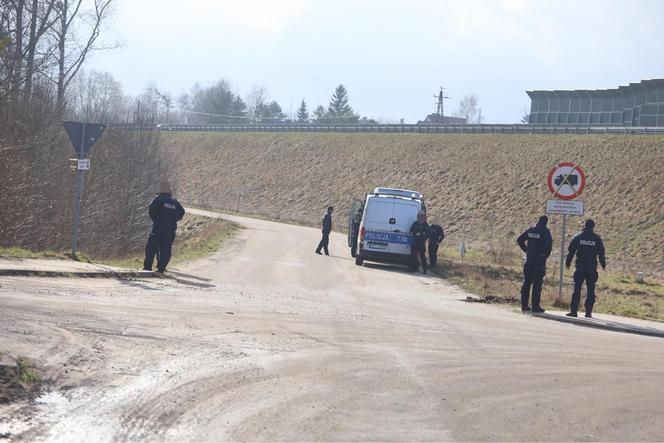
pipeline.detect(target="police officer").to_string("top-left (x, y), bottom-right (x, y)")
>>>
top-left (565, 219), bottom-right (606, 318)
top-left (350, 207), bottom-right (363, 258)
top-left (316, 206), bottom-right (333, 255)
top-left (410, 210), bottom-right (429, 274)
top-left (427, 223), bottom-right (445, 267)
top-left (143, 182), bottom-right (185, 274)
top-left (516, 215), bottom-right (553, 313)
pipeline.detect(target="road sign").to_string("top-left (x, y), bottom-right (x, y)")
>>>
top-left (547, 162), bottom-right (586, 200)
top-left (546, 199), bottom-right (584, 216)
top-left (64, 121), bottom-right (105, 259)
top-left (77, 159), bottom-right (90, 171)
top-left (63, 121), bottom-right (105, 159)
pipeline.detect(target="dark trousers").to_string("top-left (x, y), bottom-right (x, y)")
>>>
top-left (428, 242), bottom-right (439, 267)
top-left (316, 231), bottom-right (330, 254)
top-left (411, 243), bottom-right (427, 273)
top-left (521, 261), bottom-right (545, 309)
top-left (570, 269), bottom-right (598, 315)
top-left (144, 231), bottom-right (175, 272)
top-left (351, 232), bottom-right (358, 257)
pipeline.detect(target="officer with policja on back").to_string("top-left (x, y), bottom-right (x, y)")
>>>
top-left (565, 219), bottom-right (606, 318)
top-left (516, 215), bottom-right (553, 313)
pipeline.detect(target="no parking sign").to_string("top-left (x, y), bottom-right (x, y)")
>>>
top-left (546, 162), bottom-right (586, 200)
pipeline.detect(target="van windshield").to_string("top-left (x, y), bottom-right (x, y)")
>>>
top-left (365, 197), bottom-right (420, 233)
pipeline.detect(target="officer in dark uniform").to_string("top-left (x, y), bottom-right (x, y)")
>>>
top-left (427, 223), bottom-right (445, 267)
top-left (517, 215), bottom-right (553, 313)
top-left (409, 210), bottom-right (429, 274)
top-left (143, 182), bottom-right (185, 274)
top-left (316, 206), bottom-right (333, 255)
top-left (565, 219), bottom-right (606, 318)
top-left (350, 207), bottom-right (363, 258)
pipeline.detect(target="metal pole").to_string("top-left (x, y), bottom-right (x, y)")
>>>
top-left (71, 124), bottom-right (86, 259)
top-left (622, 229), bottom-right (628, 274)
top-left (557, 214), bottom-right (567, 306)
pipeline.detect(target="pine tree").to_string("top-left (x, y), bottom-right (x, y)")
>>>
top-left (313, 105), bottom-right (327, 122)
top-left (327, 84), bottom-right (353, 117)
top-left (296, 99), bottom-right (309, 122)
top-left (256, 100), bottom-right (285, 119)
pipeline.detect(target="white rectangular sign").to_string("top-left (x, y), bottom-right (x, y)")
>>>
top-left (77, 159), bottom-right (90, 170)
top-left (546, 199), bottom-right (584, 216)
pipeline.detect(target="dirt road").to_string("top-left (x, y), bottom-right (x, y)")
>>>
top-left (2, 211), bottom-right (664, 441)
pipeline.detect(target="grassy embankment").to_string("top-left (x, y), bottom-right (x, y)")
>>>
top-left (434, 244), bottom-right (664, 321)
top-left (0, 214), bottom-right (241, 270)
top-left (160, 132), bottom-right (664, 320)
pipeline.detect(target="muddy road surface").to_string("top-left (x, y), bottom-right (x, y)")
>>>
top-left (2, 211), bottom-right (664, 441)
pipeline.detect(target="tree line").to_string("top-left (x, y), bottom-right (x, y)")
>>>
top-left (2, 0), bottom-right (485, 129)
top-left (177, 81), bottom-right (364, 125)
top-left (1, 0), bottom-right (170, 258)
top-left (1, 0), bottom-right (115, 127)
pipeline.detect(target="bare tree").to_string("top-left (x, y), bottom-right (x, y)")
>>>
top-left (453, 94), bottom-right (480, 123)
top-left (51, 0), bottom-right (115, 106)
top-left (24, 0), bottom-right (57, 98)
top-left (245, 85), bottom-right (268, 121)
top-left (67, 69), bottom-right (127, 122)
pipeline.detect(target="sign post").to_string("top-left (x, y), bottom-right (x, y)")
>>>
top-left (63, 121), bottom-right (105, 259)
top-left (557, 214), bottom-right (567, 305)
top-left (545, 162), bottom-right (586, 306)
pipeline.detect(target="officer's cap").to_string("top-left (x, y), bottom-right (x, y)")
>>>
top-left (585, 219), bottom-right (595, 229)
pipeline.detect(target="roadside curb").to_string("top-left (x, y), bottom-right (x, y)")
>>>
top-left (532, 312), bottom-right (664, 338)
top-left (0, 269), bottom-right (161, 279)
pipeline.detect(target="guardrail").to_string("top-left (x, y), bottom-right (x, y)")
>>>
top-left (109, 123), bottom-right (664, 135)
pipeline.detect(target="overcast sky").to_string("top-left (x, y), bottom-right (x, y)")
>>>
top-left (90, 0), bottom-right (664, 123)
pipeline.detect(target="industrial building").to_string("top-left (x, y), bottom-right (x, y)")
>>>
top-left (527, 79), bottom-right (664, 126)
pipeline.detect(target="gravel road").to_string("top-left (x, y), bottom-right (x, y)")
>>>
top-left (1, 211), bottom-right (663, 441)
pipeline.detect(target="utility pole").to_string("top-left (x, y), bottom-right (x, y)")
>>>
top-left (434, 86), bottom-right (451, 117)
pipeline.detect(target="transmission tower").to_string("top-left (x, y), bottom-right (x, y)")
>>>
top-left (434, 86), bottom-right (451, 117)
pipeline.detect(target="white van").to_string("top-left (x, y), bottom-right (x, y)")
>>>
top-left (348, 187), bottom-right (425, 267)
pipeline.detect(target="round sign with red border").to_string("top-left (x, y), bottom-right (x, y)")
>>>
top-left (547, 162), bottom-right (586, 200)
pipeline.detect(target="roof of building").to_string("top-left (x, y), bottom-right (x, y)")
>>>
top-left (527, 78), bottom-right (664, 99)
top-left (418, 114), bottom-right (467, 124)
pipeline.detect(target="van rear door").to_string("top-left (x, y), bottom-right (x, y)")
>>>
top-left (392, 199), bottom-right (420, 234)
top-left (362, 197), bottom-right (421, 256)
top-left (364, 198), bottom-right (396, 231)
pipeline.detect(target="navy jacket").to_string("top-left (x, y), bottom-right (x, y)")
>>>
top-left (410, 221), bottom-right (429, 248)
top-left (428, 224), bottom-right (445, 244)
top-left (566, 228), bottom-right (606, 271)
top-left (517, 221), bottom-right (553, 265)
top-left (149, 193), bottom-right (185, 234)
top-left (322, 212), bottom-right (332, 234)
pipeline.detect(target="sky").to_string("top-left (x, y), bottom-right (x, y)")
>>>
top-left (89, 0), bottom-right (664, 123)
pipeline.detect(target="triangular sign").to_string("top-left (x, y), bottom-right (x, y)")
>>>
top-left (63, 121), bottom-right (106, 159)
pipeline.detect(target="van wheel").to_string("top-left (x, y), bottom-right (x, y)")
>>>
top-left (355, 255), bottom-right (364, 266)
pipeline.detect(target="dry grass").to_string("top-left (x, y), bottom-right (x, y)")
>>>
top-left (161, 132), bottom-right (664, 275)
top-left (96, 214), bottom-right (240, 269)
top-left (434, 244), bottom-right (664, 321)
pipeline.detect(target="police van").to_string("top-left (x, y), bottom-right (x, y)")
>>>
top-left (348, 187), bottom-right (425, 267)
